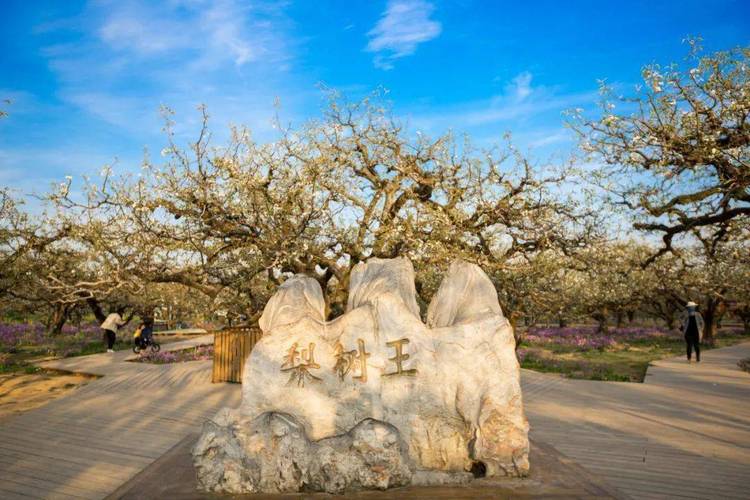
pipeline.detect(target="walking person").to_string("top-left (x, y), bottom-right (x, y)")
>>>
top-left (101, 307), bottom-right (127, 353)
top-left (681, 301), bottom-right (704, 363)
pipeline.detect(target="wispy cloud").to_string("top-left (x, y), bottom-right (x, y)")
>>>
top-left (508, 71), bottom-right (533, 101)
top-left (38, 0), bottom-right (302, 140)
top-left (366, 0), bottom-right (441, 70)
top-left (95, 0), bottom-right (286, 68)
top-left (405, 72), bottom-right (596, 150)
top-left (528, 129), bottom-right (572, 148)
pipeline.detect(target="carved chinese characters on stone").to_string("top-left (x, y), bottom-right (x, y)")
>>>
top-left (384, 338), bottom-right (417, 377)
top-left (333, 339), bottom-right (370, 382)
top-left (281, 342), bottom-right (321, 387)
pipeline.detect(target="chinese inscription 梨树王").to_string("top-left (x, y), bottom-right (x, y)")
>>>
top-left (281, 342), bottom-right (321, 387)
top-left (384, 338), bottom-right (417, 377)
top-left (333, 338), bottom-right (370, 382)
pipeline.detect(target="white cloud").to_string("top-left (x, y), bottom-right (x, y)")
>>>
top-left (95, 0), bottom-right (283, 67)
top-left (405, 72), bottom-right (597, 146)
top-left (62, 91), bottom-right (160, 132)
top-left (99, 12), bottom-right (190, 54)
top-left (366, 0), bottom-right (441, 70)
top-left (34, 0), bottom-right (306, 144)
top-left (528, 130), bottom-right (571, 148)
top-left (508, 72), bottom-right (533, 101)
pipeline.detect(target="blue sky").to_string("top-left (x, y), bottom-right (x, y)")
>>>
top-left (1, 0), bottom-right (749, 195)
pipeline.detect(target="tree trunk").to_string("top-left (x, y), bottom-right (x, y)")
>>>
top-left (592, 312), bottom-right (608, 334)
top-left (715, 301), bottom-right (727, 329)
top-left (615, 311), bottom-right (623, 328)
top-left (558, 316), bottom-right (568, 328)
top-left (627, 310), bottom-right (635, 323)
top-left (509, 311), bottom-right (524, 351)
top-left (702, 299), bottom-right (720, 347)
top-left (87, 298), bottom-right (106, 324)
top-left (47, 304), bottom-right (71, 336)
top-left (664, 314), bottom-right (675, 331)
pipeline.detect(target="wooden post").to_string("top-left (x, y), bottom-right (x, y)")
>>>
top-left (212, 327), bottom-right (262, 383)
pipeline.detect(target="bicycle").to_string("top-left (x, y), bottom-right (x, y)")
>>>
top-left (133, 334), bottom-right (161, 354)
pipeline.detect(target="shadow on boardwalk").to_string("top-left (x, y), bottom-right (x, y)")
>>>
top-left (523, 341), bottom-right (750, 500)
top-left (0, 336), bottom-right (241, 500)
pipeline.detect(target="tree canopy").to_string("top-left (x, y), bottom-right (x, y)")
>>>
top-left (1, 45), bottom-right (748, 340)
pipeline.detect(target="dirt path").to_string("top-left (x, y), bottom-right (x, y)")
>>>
top-left (0, 371), bottom-right (94, 420)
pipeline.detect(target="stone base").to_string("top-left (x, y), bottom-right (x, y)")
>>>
top-left (106, 435), bottom-right (631, 499)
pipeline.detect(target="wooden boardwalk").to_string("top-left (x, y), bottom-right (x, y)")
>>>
top-left (523, 341), bottom-right (750, 500)
top-left (0, 338), bottom-right (747, 499)
top-left (0, 336), bottom-right (240, 500)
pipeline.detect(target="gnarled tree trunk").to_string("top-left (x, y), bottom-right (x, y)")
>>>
top-left (87, 298), bottom-right (106, 324)
top-left (592, 310), bottom-right (609, 334)
top-left (47, 303), bottom-right (73, 336)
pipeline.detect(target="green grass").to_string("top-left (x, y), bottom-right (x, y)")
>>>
top-left (0, 359), bottom-right (42, 375)
top-left (1, 338), bottom-right (133, 375)
top-left (520, 328), bottom-right (749, 383)
top-left (70, 339), bottom-right (132, 357)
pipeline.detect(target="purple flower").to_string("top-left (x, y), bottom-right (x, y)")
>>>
top-left (524, 325), bottom-right (671, 351)
top-left (134, 345), bottom-right (214, 364)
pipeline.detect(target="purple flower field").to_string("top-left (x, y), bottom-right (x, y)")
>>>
top-left (523, 325), bottom-right (673, 351)
top-left (133, 345), bottom-right (213, 364)
top-left (0, 321), bottom-right (137, 360)
top-left (0, 322), bottom-right (105, 349)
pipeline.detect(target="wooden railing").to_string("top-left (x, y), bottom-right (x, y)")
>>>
top-left (211, 327), bottom-right (263, 383)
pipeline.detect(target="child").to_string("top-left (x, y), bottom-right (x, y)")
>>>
top-left (134, 318), bottom-right (155, 349)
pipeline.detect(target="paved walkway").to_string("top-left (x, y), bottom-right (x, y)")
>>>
top-left (0, 338), bottom-right (747, 499)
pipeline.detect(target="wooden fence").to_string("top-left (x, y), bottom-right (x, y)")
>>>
top-left (211, 327), bottom-right (263, 383)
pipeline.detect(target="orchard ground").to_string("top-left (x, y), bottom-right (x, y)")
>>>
top-left (518, 324), bottom-right (750, 382)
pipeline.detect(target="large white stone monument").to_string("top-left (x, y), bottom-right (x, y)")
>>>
top-left (193, 257), bottom-right (529, 494)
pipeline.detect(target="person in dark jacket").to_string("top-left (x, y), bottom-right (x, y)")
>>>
top-left (681, 301), bottom-right (704, 363)
top-left (135, 317), bottom-right (155, 348)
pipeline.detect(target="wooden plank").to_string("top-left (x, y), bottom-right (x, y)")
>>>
top-left (223, 332), bottom-right (228, 381)
top-left (0, 476), bottom-right (93, 500)
top-left (232, 333), bottom-right (237, 382)
top-left (209, 329), bottom-right (260, 383)
top-left (217, 331), bottom-right (223, 382)
top-left (0, 451), bottom-right (133, 484)
top-left (228, 332), bottom-right (232, 380)
top-left (0, 469), bottom-right (112, 499)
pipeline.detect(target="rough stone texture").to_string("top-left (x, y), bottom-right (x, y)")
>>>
top-left (193, 409), bottom-right (257, 494)
top-left (308, 418), bottom-right (413, 493)
top-left (195, 257), bottom-right (529, 493)
top-left (192, 412), bottom-right (411, 494)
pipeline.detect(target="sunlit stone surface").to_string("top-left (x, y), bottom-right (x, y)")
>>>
top-left (193, 257), bottom-right (529, 493)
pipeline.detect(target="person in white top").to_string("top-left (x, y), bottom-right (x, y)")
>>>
top-left (101, 307), bottom-right (127, 353)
